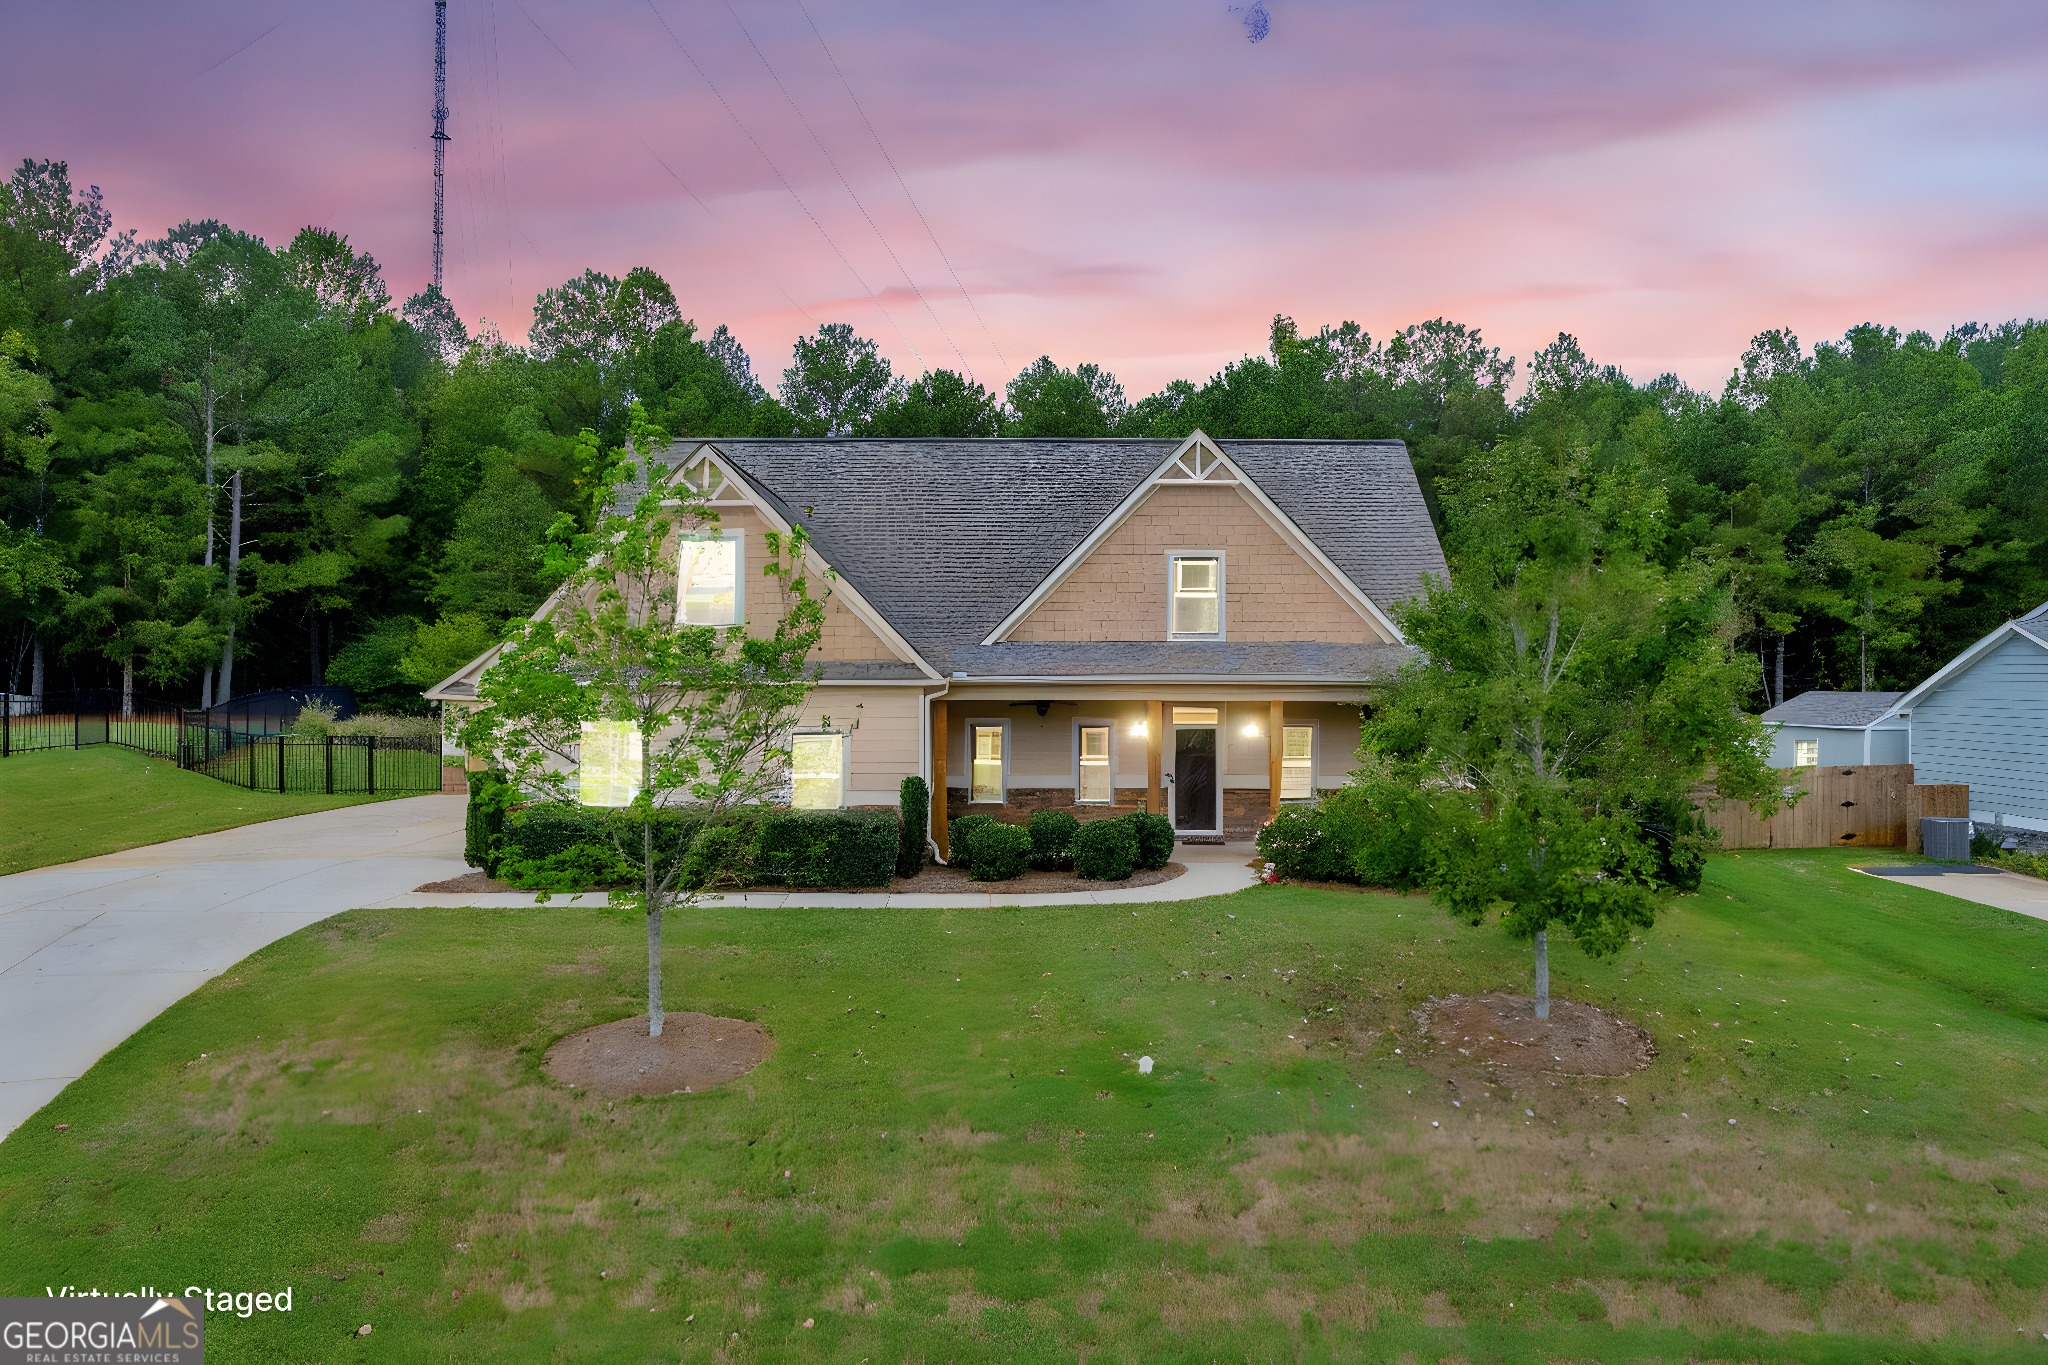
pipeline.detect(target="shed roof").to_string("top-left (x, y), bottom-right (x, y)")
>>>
top-left (1761, 690), bottom-right (1906, 729)
top-left (663, 437), bottom-right (1445, 664)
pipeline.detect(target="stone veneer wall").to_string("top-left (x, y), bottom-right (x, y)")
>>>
top-left (947, 787), bottom-right (1269, 839)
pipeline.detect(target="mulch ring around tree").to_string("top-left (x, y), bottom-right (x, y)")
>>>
top-left (1410, 992), bottom-right (1656, 1077)
top-left (544, 1012), bottom-right (773, 1098)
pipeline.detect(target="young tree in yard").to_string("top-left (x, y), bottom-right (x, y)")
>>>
top-left (462, 403), bottom-right (828, 1037)
top-left (1367, 437), bottom-right (1782, 1017)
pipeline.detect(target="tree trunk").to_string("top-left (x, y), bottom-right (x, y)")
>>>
top-left (645, 821), bottom-right (664, 1037)
top-left (217, 469), bottom-right (243, 702)
top-left (201, 374), bottom-right (217, 569)
top-left (122, 658), bottom-right (134, 719)
top-left (1774, 636), bottom-right (1785, 712)
top-left (1533, 929), bottom-right (1550, 1020)
top-left (309, 610), bottom-right (322, 684)
top-left (30, 633), bottom-right (43, 700)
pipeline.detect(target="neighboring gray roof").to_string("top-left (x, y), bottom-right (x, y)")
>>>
top-left (2021, 597), bottom-right (2048, 622)
top-left (661, 437), bottom-right (1446, 664)
top-left (1761, 691), bottom-right (1906, 729)
top-left (935, 640), bottom-right (1416, 679)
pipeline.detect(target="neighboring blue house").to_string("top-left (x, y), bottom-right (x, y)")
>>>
top-left (1761, 691), bottom-right (1909, 767)
top-left (1882, 599), bottom-right (2048, 832)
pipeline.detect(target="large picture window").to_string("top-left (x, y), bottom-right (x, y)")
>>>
top-left (1280, 726), bottom-right (1314, 800)
top-left (1078, 725), bottom-right (1112, 803)
top-left (971, 725), bottom-right (1005, 803)
top-left (791, 733), bottom-right (844, 808)
top-left (679, 534), bottom-right (741, 626)
top-left (1170, 555), bottom-right (1221, 638)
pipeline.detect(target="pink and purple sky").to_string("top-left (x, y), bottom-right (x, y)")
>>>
top-left (5, 0), bottom-right (2047, 395)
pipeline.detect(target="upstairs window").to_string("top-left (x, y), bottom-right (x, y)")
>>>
top-left (1078, 726), bottom-right (1112, 803)
top-left (792, 733), bottom-right (844, 808)
top-left (1793, 738), bottom-right (1818, 766)
top-left (679, 534), bottom-right (741, 626)
top-left (1280, 726), bottom-right (1314, 800)
top-left (1170, 556), bottom-right (1221, 638)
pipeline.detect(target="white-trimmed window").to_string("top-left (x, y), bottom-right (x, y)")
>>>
top-left (971, 724), bottom-right (1006, 803)
top-left (1078, 725), bottom-right (1112, 803)
top-left (579, 719), bottom-right (643, 807)
top-left (1281, 726), bottom-right (1314, 800)
top-left (792, 733), bottom-right (844, 808)
top-left (1793, 738), bottom-right (1818, 766)
top-left (679, 531), bottom-right (742, 626)
top-left (1169, 555), bottom-right (1222, 638)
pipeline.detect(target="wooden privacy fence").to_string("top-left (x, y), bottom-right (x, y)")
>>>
top-left (1697, 765), bottom-right (1968, 853)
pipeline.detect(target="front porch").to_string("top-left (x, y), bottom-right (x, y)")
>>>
top-left (929, 692), bottom-right (1360, 856)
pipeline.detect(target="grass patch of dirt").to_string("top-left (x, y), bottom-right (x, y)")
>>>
top-left (1412, 991), bottom-right (1657, 1077)
top-left (543, 1012), bottom-right (772, 1097)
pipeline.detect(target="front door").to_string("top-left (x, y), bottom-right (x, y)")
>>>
top-left (1172, 726), bottom-right (1217, 832)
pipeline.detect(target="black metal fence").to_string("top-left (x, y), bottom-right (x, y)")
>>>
top-left (1, 690), bottom-right (441, 795)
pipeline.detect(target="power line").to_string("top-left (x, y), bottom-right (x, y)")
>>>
top-left (718, 0), bottom-right (961, 375)
top-left (793, 0), bottom-right (1006, 375)
top-left (641, 0), bottom-right (924, 366)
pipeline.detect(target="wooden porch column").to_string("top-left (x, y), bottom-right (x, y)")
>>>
top-left (931, 698), bottom-right (949, 860)
top-left (1269, 699), bottom-right (1285, 820)
top-left (1146, 700), bottom-right (1164, 815)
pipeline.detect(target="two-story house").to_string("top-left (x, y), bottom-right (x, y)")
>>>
top-left (426, 431), bottom-right (1448, 856)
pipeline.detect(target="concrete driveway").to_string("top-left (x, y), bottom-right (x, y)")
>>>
top-left (0, 795), bottom-right (469, 1141)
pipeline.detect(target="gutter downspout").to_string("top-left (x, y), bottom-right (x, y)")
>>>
top-left (922, 680), bottom-right (953, 864)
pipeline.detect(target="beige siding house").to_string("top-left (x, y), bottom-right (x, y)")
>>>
top-left (425, 431), bottom-right (1447, 851)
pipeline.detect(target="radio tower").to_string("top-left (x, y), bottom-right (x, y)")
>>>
top-left (431, 0), bottom-right (449, 292)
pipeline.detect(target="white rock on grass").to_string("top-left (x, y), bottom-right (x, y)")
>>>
top-left (1138, 1056), bottom-right (1154, 1075)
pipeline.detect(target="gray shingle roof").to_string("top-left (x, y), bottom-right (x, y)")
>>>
top-left (934, 640), bottom-right (1416, 679)
top-left (1760, 691), bottom-right (1905, 728)
top-left (660, 437), bottom-right (1445, 665)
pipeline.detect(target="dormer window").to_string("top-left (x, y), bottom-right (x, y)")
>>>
top-left (1169, 555), bottom-right (1222, 638)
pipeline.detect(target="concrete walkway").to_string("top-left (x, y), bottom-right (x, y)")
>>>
top-left (1853, 865), bottom-right (2048, 922)
top-left (0, 795), bottom-right (470, 1142)
top-left (366, 840), bottom-right (1266, 912)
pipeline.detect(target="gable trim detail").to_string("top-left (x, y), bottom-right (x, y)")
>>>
top-left (690, 443), bottom-right (945, 681)
top-left (980, 430), bottom-right (1406, 646)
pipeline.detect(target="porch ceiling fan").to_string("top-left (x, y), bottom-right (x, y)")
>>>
top-left (1007, 700), bottom-right (1075, 718)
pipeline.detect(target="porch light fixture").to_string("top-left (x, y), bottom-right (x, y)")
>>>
top-left (1242, 723), bottom-right (1260, 737)
top-left (1130, 721), bottom-right (1148, 738)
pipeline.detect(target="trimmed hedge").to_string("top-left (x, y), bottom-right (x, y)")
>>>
top-left (1071, 817), bottom-right (1138, 880)
top-left (897, 776), bottom-right (928, 878)
top-left (947, 814), bottom-right (996, 868)
top-left (1125, 811), bottom-right (1175, 871)
top-left (1252, 784), bottom-right (1436, 888)
top-left (1028, 809), bottom-right (1078, 870)
top-left (752, 808), bottom-right (899, 888)
top-left (966, 821), bottom-right (1032, 881)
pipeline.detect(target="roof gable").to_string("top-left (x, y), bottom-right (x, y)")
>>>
top-left (1888, 612), bottom-right (2048, 715)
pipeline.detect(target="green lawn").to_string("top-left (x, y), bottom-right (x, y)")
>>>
top-left (1, 849), bottom-right (2044, 1362)
top-left (0, 746), bottom-right (406, 876)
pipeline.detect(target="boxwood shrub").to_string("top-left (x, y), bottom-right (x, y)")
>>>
top-left (896, 776), bottom-right (929, 878)
top-left (947, 814), bottom-right (996, 868)
top-left (752, 808), bottom-right (899, 888)
top-left (966, 822), bottom-right (1032, 881)
top-left (1028, 809), bottom-right (1079, 870)
top-left (1071, 817), bottom-right (1138, 880)
top-left (1123, 811), bottom-right (1175, 871)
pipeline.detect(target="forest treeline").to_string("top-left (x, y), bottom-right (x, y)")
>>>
top-left (2, 159), bottom-right (2043, 714)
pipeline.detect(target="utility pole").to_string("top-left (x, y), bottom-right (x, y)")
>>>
top-left (432, 0), bottom-right (449, 292)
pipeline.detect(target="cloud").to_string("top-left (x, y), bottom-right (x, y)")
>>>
top-left (4, 0), bottom-right (2046, 394)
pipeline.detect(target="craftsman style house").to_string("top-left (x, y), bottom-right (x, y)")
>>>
top-left (426, 432), bottom-right (1447, 852)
